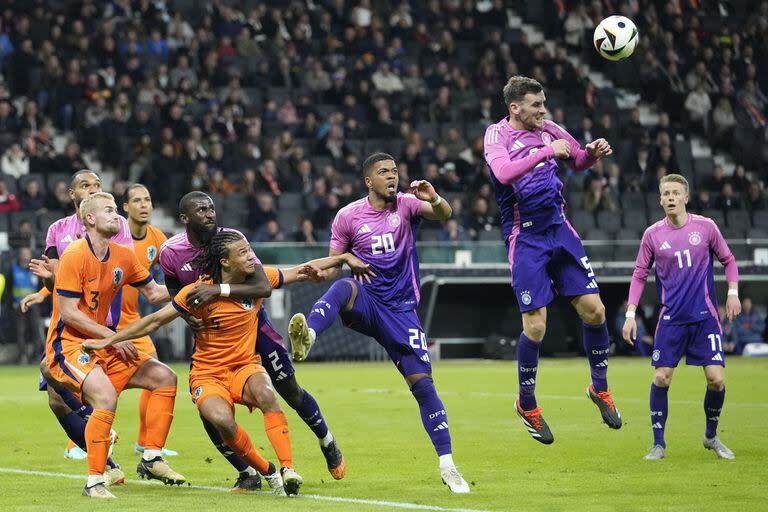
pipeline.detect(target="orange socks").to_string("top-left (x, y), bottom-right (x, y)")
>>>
top-left (137, 389), bottom-right (151, 447)
top-left (144, 386), bottom-right (176, 451)
top-left (85, 409), bottom-right (115, 475)
top-left (264, 411), bottom-right (292, 468)
top-left (223, 425), bottom-right (270, 474)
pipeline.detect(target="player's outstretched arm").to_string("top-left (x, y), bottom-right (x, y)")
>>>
top-left (281, 253), bottom-right (375, 285)
top-left (409, 180), bottom-right (452, 221)
top-left (186, 264), bottom-right (272, 306)
top-left (82, 303), bottom-right (181, 352)
top-left (137, 280), bottom-right (171, 304)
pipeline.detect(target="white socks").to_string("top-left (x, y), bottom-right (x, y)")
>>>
top-left (142, 449), bottom-right (162, 461)
top-left (244, 466), bottom-right (258, 476)
top-left (308, 328), bottom-right (317, 342)
top-left (438, 453), bottom-right (455, 469)
top-left (320, 431), bottom-right (334, 448)
top-left (87, 474), bottom-right (105, 487)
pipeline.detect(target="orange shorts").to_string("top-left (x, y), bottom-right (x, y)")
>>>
top-left (189, 363), bottom-right (266, 412)
top-left (131, 335), bottom-right (156, 356)
top-left (48, 341), bottom-right (151, 396)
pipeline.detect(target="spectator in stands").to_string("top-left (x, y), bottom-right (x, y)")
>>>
top-left (1, 143), bottom-right (29, 179)
top-left (746, 183), bottom-right (767, 212)
top-left (583, 179), bottom-right (616, 214)
top-left (621, 108), bottom-right (648, 142)
top-left (703, 165), bottom-right (727, 194)
top-left (0, 100), bottom-right (19, 135)
top-left (0, 178), bottom-right (19, 212)
top-left (730, 165), bottom-right (751, 194)
top-left (684, 82), bottom-right (712, 133)
top-left (728, 297), bottom-right (766, 354)
top-left (19, 179), bottom-right (45, 212)
top-left (10, 246), bottom-right (41, 364)
top-left (690, 189), bottom-right (714, 213)
top-left (293, 217), bottom-right (318, 244)
top-left (312, 192), bottom-right (340, 230)
top-left (438, 219), bottom-right (469, 242)
top-left (715, 183), bottom-right (741, 212)
top-left (253, 219), bottom-right (285, 243)
top-left (249, 193), bottom-right (278, 232)
top-left (467, 196), bottom-right (497, 240)
top-left (8, 219), bottom-right (33, 249)
top-left (711, 96), bottom-right (736, 151)
top-left (45, 179), bottom-right (71, 213)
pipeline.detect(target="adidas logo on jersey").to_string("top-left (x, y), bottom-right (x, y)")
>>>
top-left (433, 421), bottom-right (449, 431)
top-left (711, 353), bottom-right (723, 362)
top-left (511, 140), bottom-right (525, 150)
top-left (181, 263), bottom-right (194, 272)
top-left (659, 241), bottom-right (671, 250)
top-left (357, 224), bottom-right (372, 234)
top-left (586, 279), bottom-right (598, 289)
top-left (61, 234), bottom-right (74, 244)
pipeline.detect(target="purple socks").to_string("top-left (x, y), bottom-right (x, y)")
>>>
top-left (410, 377), bottom-right (451, 456)
top-left (583, 322), bottom-right (610, 392)
top-left (650, 383), bottom-right (669, 447)
top-left (517, 333), bottom-right (540, 411)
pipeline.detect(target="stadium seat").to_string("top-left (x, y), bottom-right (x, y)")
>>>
top-left (586, 228), bottom-right (610, 241)
top-left (9, 211), bottom-right (37, 227)
top-left (623, 209), bottom-right (648, 230)
top-left (569, 210), bottom-right (595, 233)
top-left (345, 139), bottom-right (364, 158)
top-left (279, 193), bottom-right (303, 210)
top-left (746, 227), bottom-right (768, 239)
top-left (693, 157), bottom-right (714, 180)
top-left (477, 227), bottom-right (502, 241)
top-left (702, 209), bottom-right (726, 227)
top-left (751, 210), bottom-right (768, 228)
top-left (596, 210), bottom-right (622, 234)
top-left (616, 228), bottom-right (640, 240)
top-left (46, 173), bottom-right (71, 191)
top-left (726, 209), bottom-right (751, 229)
top-left (277, 209), bottom-right (302, 232)
top-left (620, 190), bottom-right (645, 211)
top-left (722, 227), bottom-right (746, 240)
top-left (37, 211), bottom-right (65, 231)
top-left (584, 243), bottom-right (613, 262)
top-left (420, 229), bottom-right (441, 242)
top-left (614, 244), bottom-right (640, 261)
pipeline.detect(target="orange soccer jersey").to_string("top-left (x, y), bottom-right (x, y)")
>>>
top-left (45, 237), bottom-right (152, 392)
top-left (172, 267), bottom-right (283, 372)
top-left (118, 225), bottom-right (167, 353)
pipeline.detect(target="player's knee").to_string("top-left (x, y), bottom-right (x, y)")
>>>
top-left (208, 411), bottom-right (236, 437)
top-left (256, 388), bottom-right (281, 413)
top-left (159, 367), bottom-right (177, 388)
top-left (582, 302), bottom-right (606, 325)
top-left (275, 378), bottom-right (304, 409)
top-left (653, 373), bottom-right (672, 388)
top-left (524, 321), bottom-right (546, 341)
top-left (39, 359), bottom-right (52, 380)
top-left (706, 375), bottom-right (725, 391)
top-left (90, 390), bottom-right (117, 411)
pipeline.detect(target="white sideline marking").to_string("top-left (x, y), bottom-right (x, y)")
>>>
top-left (0, 468), bottom-right (488, 512)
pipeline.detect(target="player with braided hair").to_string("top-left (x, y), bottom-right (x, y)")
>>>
top-left (84, 230), bottom-right (372, 495)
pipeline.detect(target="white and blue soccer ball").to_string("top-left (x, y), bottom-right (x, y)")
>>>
top-left (593, 15), bottom-right (639, 61)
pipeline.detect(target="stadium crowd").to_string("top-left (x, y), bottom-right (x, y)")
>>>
top-left (0, 0), bottom-right (766, 358)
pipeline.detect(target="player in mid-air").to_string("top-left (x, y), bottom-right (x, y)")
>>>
top-left (45, 192), bottom-right (182, 498)
top-left (21, 170), bottom-right (128, 479)
top-left (121, 183), bottom-right (178, 457)
top-left (288, 153), bottom-right (471, 493)
top-left (622, 174), bottom-right (741, 460)
top-left (84, 230), bottom-right (312, 495)
top-left (483, 76), bottom-right (621, 444)
top-left (159, 191), bottom-right (357, 490)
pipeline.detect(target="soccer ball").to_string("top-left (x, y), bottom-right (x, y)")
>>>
top-left (593, 15), bottom-right (639, 61)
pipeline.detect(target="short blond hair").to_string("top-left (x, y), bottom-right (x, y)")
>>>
top-left (79, 192), bottom-right (116, 224)
top-left (659, 174), bottom-right (689, 194)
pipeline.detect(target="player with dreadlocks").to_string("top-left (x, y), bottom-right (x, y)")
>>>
top-left (83, 230), bottom-right (372, 496)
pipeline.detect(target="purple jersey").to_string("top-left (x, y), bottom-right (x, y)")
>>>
top-left (330, 193), bottom-right (423, 311)
top-left (159, 227), bottom-right (259, 286)
top-left (43, 213), bottom-right (133, 328)
top-left (484, 118), bottom-right (594, 238)
top-left (629, 214), bottom-right (738, 325)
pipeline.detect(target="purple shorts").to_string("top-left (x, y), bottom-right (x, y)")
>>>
top-left (341, 283), bottom-right (432, 377)
top-left (652, 316), bottom-right (725, 367)
top-left (508, 221), bottom-right (599, 312)
top-left (256, 307), bottom-right (295, 384)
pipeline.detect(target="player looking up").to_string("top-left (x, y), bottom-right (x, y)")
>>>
top-left (45, 192), bottom-right (181, 499)
top-left (287, 153), bottom-right (471, 493)
top-left (483, 75), bottom-right (621, 444)
top-left (623, 174), bottom-right (741, 460)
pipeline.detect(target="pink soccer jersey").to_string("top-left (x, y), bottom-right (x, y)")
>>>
top-left (159, 227), bottom-right (259, 286)
top-left (628, 214), bottom-right (738, 324)
top-left (330, 192), bottom-right (423, 311)
top-left (43, 213), bottom-right (134, 328)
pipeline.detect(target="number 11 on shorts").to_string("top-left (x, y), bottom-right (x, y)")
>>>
top-left (708, 333), bottom-right (722, 352)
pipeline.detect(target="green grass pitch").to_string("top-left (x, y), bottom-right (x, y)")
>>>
top-left (0, 358), bottom-right (766, 511)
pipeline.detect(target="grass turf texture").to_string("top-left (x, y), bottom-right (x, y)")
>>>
top-left (0, 358), bottom-right (765, 511)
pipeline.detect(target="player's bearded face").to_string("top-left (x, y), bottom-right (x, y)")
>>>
top-left (186, 200), bottom-right (218, 239)
top-left (514, 92), bottom-right (547, 130)
top-left (368, 160), bottom-right (399, 203)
